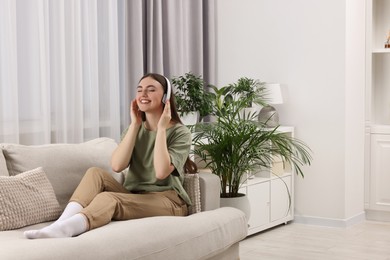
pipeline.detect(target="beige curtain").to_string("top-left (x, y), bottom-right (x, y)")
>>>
top-left (121, 0), bottom-right (216, 130)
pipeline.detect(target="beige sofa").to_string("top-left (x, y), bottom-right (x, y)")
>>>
top-left (0, 138), bottom-right (247, 260)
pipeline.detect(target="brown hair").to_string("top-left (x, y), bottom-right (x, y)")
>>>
top-left (139, 73), bottom-right (198, 174)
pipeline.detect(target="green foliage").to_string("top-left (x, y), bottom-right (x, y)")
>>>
top-left (171, 72), bottom-right (214, 119)
top-left (193, 79), bottom-right (312, 198)
top-left (225, 77), bottom-right (268, 107)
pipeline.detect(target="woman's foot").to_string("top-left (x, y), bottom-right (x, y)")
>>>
top-left (24, 214), bottom-right (88, 239)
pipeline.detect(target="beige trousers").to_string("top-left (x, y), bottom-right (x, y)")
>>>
top-left (70, 167), bottom-right (188, 230)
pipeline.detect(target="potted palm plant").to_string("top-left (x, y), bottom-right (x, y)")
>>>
top-left (192, 78), bottom-right (312, 216)
top-left (171, 72), bottom-right (214, 125)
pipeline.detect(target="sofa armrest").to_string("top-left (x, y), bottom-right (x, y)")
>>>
top-left (199, 170), bottom-right (220, 211)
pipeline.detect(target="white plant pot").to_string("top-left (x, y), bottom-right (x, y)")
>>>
top-left (180, 111), bottom-right (199, 125)
top-left (220, 194), bottom-right (251, 222)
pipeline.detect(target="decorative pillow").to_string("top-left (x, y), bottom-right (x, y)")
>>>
top-left (0, 167), bottom-right (61, 231)
top-left (183, 173), bottom-right (201, 214)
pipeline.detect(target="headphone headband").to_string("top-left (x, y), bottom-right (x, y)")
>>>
top-left (162, 76), bottom-right (171, 104)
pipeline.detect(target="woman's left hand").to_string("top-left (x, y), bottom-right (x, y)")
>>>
top-left (157, 100), bottom-right (172, 130)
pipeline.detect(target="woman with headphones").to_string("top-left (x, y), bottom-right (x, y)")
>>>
top-left (25, 73), bottom-right (197, 239)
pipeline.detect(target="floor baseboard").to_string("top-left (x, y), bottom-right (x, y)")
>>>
top-left (365, 209), bottom-right (390, 222)
top-left (293, 211), bottom-right (366, 228)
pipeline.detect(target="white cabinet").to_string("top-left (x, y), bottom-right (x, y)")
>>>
top-left (271, 175), bottom-right (292, 222)
top-left (365, 0), bottom-right (390, 219)
top-left (240, 174), bottom-right (293, 236)
top-left (245, 181), bottom-right (270, 230)
top-left (240, 127), bottom-right (294, 236)
top-left (369, 134), bottom-right (390, 212)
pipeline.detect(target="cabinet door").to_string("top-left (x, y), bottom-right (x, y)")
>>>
top-left (370, 134), bottom-right (390, 211)
top-left (270, 176), bottom-right (292, 221)
top-left (246, 182), bottom-right (270, 230)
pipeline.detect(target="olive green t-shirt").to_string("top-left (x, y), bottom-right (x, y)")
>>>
top-left (122, 122), bottom-right (192, 205)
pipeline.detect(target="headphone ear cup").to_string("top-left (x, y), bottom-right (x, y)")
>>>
top-left (163, 76), bottom-right (171, 104)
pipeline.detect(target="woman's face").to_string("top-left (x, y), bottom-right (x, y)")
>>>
top-left (136, 77), bottom-right (165, 112)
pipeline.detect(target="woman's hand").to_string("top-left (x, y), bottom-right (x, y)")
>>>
top-left (130, 99), bottom-right (142, 126)
top-left (157, 100), bottom-right (172, 130)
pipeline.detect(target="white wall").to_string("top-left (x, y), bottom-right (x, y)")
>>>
top-left (215, 0), bottom-right (366, 225)
top-left (344, 0), bottom-right (366, 221)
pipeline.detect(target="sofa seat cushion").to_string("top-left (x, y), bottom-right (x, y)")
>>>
top-left (0, 207), bottom-right (247, 260)
top-left (1, 138), bottom-right (120, 208)
top-left (0, 167), bottom-right (61, 231)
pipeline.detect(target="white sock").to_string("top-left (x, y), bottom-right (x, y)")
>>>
top-left (24, 214), bottom-right (88, 239)
top-left (56, 201), bottom-right (83, 222)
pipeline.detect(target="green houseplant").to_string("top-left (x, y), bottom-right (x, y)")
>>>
top-left (225, 77), bottom-right (267, 108)
top-left (171, 72), bottom-right (214, 123)
top-left (192, 79), bottom-right (312, 199)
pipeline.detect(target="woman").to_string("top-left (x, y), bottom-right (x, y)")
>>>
top-left (25, 73), bottom-right (197, 239)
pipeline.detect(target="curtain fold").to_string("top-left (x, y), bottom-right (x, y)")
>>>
top-left (81, 0), bottom-right (99, 140)
top-left (0, 0), bottom-right (19, 143)
top-left (0, 0), bottom-right (215, 145)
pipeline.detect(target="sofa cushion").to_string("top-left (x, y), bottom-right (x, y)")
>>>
top-left (0, 148), bottom-right (8, 176)
top-left (2, 138), bottom-right (119, 209)
top-left (0, 167), bottom-right (61, 231)
top-left (0, 207), bottom-right (247, 260)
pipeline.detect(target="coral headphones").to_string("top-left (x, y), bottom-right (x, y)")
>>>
top-left (162, 76), bottom-right (171, 104)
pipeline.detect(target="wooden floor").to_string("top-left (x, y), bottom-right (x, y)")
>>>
top-left (239, 220), bottom-right (390, 260)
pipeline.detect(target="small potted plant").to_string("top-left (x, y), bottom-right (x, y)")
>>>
top-left (171, 72), bottom-right (214, 125)
top-left (192, 78), bottom-right (312, 217)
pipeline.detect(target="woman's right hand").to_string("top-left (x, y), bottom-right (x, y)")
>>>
top-left (130, 99), bottom-right (142, 126)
